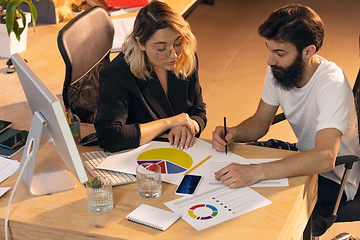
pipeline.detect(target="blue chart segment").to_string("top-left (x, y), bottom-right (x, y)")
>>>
top-left (188, 204), bottom-right (218, 220)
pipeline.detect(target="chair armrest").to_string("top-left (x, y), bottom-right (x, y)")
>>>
top-left (335, 155), bottom-right (360, 169)
top-left (271, 112), bottom-right (286, 125)
top-left (312, 154), bottom-right (359, 237)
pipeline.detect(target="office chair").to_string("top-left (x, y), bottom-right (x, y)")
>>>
top-left (57, 6), bottom-right (114, 123)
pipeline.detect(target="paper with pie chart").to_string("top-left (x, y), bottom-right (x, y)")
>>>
top-left (96, 138), bottom-right (220, 185)
top-left (165, 186), bottom-right (272, 231)
top-left (137, 148), bottom-right (193, 174)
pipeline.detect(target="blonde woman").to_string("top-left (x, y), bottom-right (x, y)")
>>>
top-left (95, 1), bottom-right (207, 152)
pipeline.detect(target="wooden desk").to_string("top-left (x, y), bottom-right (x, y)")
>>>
top-left (0, 122), bottom-right (317, 239)
top-left (0, 1), bottom-right (316, 239)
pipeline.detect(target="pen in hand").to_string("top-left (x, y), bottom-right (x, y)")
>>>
top-left (224, 117), bottom-right (227, 154)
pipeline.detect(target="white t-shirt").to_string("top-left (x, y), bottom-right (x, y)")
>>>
top-left (261, 56), bottom-right (360, 201)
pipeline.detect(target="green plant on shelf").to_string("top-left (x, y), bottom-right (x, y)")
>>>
top-left (0, 0), bottom-right (38, 41)
top-left (71, 2), bottom-right (83, 12)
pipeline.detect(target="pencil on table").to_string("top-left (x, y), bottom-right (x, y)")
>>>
top-left (186, 155), bottom-right (212, 174)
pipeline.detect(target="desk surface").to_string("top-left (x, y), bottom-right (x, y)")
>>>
top-left (0, 124), bottom-right (317, 240)
top-left (0, 1), bottom-right (316, 239)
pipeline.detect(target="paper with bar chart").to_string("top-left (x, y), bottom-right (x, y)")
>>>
top-left (165, 186), bottom-right (272, 231)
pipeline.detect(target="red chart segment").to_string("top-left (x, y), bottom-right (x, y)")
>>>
top-left (137, 160), bottom-right (187, 174)
top-left (157, 161), bottom-right (167, 174)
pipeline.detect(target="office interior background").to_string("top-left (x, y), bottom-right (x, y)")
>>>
top-left (0, 0), bottom-right (359, 238)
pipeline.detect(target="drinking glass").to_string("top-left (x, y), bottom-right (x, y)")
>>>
top-left (136, 163), bottom-right (162, 199)
top-left (85, 176), bottom-right (113, 214)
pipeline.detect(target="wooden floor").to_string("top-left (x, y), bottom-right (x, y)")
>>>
top-left (0, 0), bottom-right (359, 239)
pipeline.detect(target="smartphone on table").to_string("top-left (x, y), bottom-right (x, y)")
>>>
top-left (0, 120), bottom-right (12, 134)
top-left (175, 174), bottom-right (203, 196)
top-left (0, 130), bottom-right (29, 149)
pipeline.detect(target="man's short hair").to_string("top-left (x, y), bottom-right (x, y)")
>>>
top-left (258, 4), bottom-right (324, 53)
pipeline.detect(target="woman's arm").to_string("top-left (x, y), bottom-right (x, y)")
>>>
top-left (186, 61), bottom-right (207, 136)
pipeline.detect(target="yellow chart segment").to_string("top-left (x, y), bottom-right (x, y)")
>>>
top-left (137, 148), bottom-right (193, 169)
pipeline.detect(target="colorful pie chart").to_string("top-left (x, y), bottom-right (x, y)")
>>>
top-left (188, 204), bottom-right (218, 220)
top-left (137, 148), bottom-right (193, 174)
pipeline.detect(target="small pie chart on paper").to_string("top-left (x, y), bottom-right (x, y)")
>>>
top-left (137, 148), bottom-right (193, 174)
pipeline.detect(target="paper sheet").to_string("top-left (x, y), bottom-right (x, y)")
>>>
top-left (97, 139), bottom-right (288, 187)
top-left (0, 157), bottom-right (19, 183)
top-left (165, 186), bottom-right (272, 231)
top-left (204, 156), bottom-right (289, 187)
top-left (111, 17), bottom-right (136, 52)
top-left (97, 138), bottom-right (222, 185)
top-left (0, 157), bottom-right (19, 198)
top-left (0, 187), bottom-right (10, 197)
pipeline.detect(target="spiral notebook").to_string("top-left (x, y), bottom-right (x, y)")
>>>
top-left (126, 204), bottom-right (182, 231)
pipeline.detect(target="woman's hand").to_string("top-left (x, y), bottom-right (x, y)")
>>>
top-left (139, 113), bottom-right (199, 147)
top-left (168, 125), bottom-right (195, 150)
top-left (167, 113), bottom-right (198, 135)
top-left (167, 113), bottom-right (199, 149)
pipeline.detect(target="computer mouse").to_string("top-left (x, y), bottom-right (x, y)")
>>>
top-left (81, 132), bottom-right (98, 146)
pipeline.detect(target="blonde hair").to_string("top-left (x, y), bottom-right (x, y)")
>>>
top-left (122, 0), bottom-right (197, 80)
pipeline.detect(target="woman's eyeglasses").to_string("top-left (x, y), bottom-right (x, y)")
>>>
top-left (146, 42), bottom-right (185, 59)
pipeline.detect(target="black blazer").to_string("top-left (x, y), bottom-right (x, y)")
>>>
top-left (94, 53), bottom-right (207, 152)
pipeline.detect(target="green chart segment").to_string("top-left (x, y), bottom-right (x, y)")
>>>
top-left (137, 148), bottom-right (193, 174)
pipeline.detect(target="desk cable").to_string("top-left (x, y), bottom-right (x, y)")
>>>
top-left (4, 138), bottom-right (52, 239)
top-left (4, 152), bottom-right (32, 240)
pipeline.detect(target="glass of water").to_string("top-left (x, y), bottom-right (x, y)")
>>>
top-left (85, 176), bottom-right (113, 214)
top-left (136, 163), bottom-right (162, 199)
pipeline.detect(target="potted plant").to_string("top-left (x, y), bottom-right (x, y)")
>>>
top-left (84, 176), bottom-right (113, 214)
top-left (71, 2), bottom-right (83, 18)
top-left (0, 0), bottom-right (37, 58)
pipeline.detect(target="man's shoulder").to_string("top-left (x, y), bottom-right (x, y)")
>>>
top-left (316, 56), bottom-right (343, 75)
top-left (314, 56), bottom-right (347, 85)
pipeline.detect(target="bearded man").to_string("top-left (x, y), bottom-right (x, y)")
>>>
top-left (211, 4), bottom-right (360, 216)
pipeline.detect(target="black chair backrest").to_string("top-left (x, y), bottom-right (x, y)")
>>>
top-left (57, 6), bottom-right (114, 123)
top-left (353, 69), bottom-right (360, 137)
top-left (334, 68), bottom-right (360, 222)
top-left (334, 35), bottom-right (360, 223)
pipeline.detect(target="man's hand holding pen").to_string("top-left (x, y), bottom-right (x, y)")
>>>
top-left (211, 125), bottom-right (237, 153)
top-left (211, 123), bottom-right (263, 188)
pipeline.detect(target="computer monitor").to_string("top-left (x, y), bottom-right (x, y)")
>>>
top-left (12, 53), bottom-right (88, 196)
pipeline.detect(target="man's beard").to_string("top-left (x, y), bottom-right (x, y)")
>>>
top-left (271, 53), bottom-right (305, 91)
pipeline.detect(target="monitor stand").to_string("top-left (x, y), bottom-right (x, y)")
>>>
top-left (19, 111), bottom-right (77, 196)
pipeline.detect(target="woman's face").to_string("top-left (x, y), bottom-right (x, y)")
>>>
top-left (138, 27), bottom-right (183, 71)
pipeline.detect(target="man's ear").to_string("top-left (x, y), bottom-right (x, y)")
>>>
top-left (135, 36), bottom-right (146, 51)
top-left (302, 45), bottom-right (317, 59)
